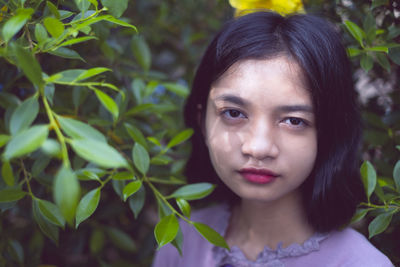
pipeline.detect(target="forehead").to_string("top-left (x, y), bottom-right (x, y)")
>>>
top-left (209, 57), bottom-right (311, 106)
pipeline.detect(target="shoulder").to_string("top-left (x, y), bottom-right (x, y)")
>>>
top-left (319, 227), bottom-right (393, 267)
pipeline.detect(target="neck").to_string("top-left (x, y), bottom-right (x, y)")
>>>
top-left (225, 190), bottom-right (314, 260)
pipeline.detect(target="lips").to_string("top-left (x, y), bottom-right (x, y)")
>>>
top-left (239, 168), bottom-right (279, 184)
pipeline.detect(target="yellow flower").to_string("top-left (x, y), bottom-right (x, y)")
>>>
top-left (229, 0), bottom-right (304, 16)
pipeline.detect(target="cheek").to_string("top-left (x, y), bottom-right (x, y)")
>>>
top-left (284, 132), bottom-right (318, 175)
top-left (206, 128), bottom-right (241, 170)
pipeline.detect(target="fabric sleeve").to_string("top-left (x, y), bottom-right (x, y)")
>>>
top-left (151, 243), bottom-right (181, 267)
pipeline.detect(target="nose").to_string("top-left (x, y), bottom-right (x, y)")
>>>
top-left (241, 121), bottom-right (279, 160)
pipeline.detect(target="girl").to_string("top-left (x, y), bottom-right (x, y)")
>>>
top-left (153, 11), bottom-right (393, 267)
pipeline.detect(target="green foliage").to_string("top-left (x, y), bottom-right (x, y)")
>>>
top-left (0, 0), bottom-right (228, 265)
top-left (192, 222), bottom-right (229, 250)
top-left (334, 1), bottom-right (400, 262)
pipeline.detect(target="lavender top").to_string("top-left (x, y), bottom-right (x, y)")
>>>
top-left (152, 204), bottom-right (393, 267)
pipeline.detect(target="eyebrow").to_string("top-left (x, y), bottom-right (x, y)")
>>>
top-left (214, 94), bottom-right (248, 106)
top-left (213, 94), bottom-right (313, 114)
top-left (276, 105), bottom-right (314, 114)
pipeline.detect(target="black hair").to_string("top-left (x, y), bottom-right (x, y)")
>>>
top-left (184, 11), bottom-right (364, 233)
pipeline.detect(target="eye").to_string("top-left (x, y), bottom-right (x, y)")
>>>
top-left (282, 117), bottom-right (307, 128)
top-left (221, 109), bottom-right (246, 120)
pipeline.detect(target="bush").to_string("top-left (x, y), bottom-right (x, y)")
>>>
top-left (0, 0), bottom-right (399, 266)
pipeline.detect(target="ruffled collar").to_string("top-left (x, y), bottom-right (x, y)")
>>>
top-left (212, 204), bottom-right (329, 267)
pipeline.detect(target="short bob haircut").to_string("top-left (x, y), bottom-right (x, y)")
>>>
top-left (184, 11), bottom-right (364, 233)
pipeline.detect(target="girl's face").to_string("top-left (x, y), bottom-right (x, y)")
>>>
top-left (204, 57), bottom-right (317, 203)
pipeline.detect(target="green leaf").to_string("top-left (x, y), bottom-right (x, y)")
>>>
top-left (0, 92), bottom-right (20, 109)
top-left (368, 46), bottom-right (388, 53)
top-left (32, 156), bottom-right (51, 176)
top-left (87, 0), bottom-right (98, 8)
top-left (46, 1), bottom-right (60, 19)
top-left (74, 0), bottom-right (91, 12)
top-left (122, 180), bottom-right (142, 201)
top-left (171, 227), bottom-right (184, 256)
top-left (0, 135), bottom-right (11, 148)
top-left (163, 83), bottom-right (189, 97)
top-left (393, 160), bottom-right (400, 192)
top-left (130, 78), bottom-right (145, 104)
top-left (344, 20), bottom-right (365, 47)
top-left (112, 179), bottom-right (125, 199)
top-left (7, 239), bottom-right (24, 264)
top-left (11, 43), bottom-right (44, 88)
top-left (376, 52), bottom-right (390, 72)
top-left (373, 181), bottom-right (386, 203)
top-left (75, 187), bottom-right (101, 228)
top-left (363, 15), bottom-right (376, 45)
top-left (48, 69), bottom-right (85, 83)
top-left (53, 166), bottom-right (81, 226)
top-left (147, 137), bottom-right (161, 147)
top-left (107, 227), bottom-right (136, 252)
top-left (176, 198), bottom-right (191, 218)
top-left (41, 139), bottom-right (61, 157)
top-left (148, 177), bottom-right (185, 185)
top-left (59, 36), bottom-right (98, 47)
top-left (9, 96), bottom-right (39, 135)
top-left (94, 89), bottom-right (119, 120)
top-left (169, 183), bottom-right (215, 201)
top-left (347, 47), bottom-right (362, 57)
top-left (350, 208), bottom-right (369, 224)
top-left (193, 222), bottom-right (229, 249)
top-left (59, 10), bottom-right (75, 20)
top-left (37, 199), bottom-right (66, 228)
top-left (76, 168), bottom-right (102, 181)
top-left (48, 47), bottom-right (84, 61)
top-left (75, 67), bottom-right (110, 81)
top-left (132, 143), bottom-right (150, 175)
top-left (112, 171), bottom-right (135, 180)
top-left (0, 189), bottom-right (26, 202)
top-left (35, 24), bottom-right (49, 46)
top-left (2, 8), bottom-right (34, 42)
top-left (101, 0), bottom-right (128, 18)
top-left (124, 123), bottom-right (148, 150)
top-left (57, 116), bottom-right (106, 143)
top-left (33, 200), bottom-right (59, 244)
top-left (101, 15), bottom-right (137, 31)
top-left (2, 161), bottom-right (14, 186)
top-left (368, 212), bottom-right (393, 238)
top-left (3, 125), bottom-right (49, 160)
top-left (70, 139), bottom-right (129, 169)
top-left (388, 25), bottom-right (400, 40)
top-left (371, 0), bottom-right (388, 9)
top-left (389, 47), bottom-right (400, 65)
top-left (43, 17), bottom-right (65, 38)
top-left (128, 185), bottom-right (145, 219)
top-left (131, 35), bottom-right (151, 72)
top-left (151, 155), bottom-right (172, 165)
top-left (360, 53), bottom-right (373, 72)
top-left (360, 161), bottom-right (377, 201)
top-left (157, 195), bottom-right (172, 218)
top-left (154, 214), bottom-right (179, 249)
top-left (125, 103), bottom-right (155, 116)
top-left (166, 129), bottom-right (194, 149)
top-left (45, 83), bottom-right (55, 105)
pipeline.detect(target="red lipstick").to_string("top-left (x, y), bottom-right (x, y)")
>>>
top-left (239, 168), bottom-right (278, 184)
